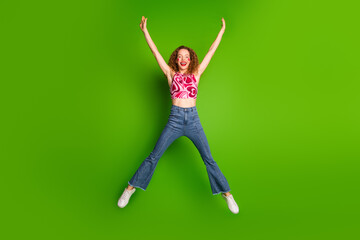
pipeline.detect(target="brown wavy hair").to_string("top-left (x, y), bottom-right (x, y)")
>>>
top-left (167, 45), bottom-right (199, 76)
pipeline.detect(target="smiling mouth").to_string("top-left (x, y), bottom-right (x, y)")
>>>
top-left (180, 62), bottom-right (187, 66)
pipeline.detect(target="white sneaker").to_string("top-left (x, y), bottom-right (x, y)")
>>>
top-left (118, 187), bottom-right (136, 208)
top-left (221, 193), bottom-right (239, 214)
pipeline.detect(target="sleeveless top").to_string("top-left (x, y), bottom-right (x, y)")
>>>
top-left (170, 72), bottom-right (198, 99)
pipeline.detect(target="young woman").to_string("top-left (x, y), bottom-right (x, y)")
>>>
top-left (118, 16), bottom-right (239, 214)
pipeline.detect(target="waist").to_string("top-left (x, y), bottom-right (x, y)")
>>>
top-left (171, 104), bottom-right (197, 112)
top-left (172, 98), bottom-right (196, 107)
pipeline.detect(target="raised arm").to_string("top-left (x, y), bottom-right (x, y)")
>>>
top-left (198, 18), bottom-right (226, 77)
top-left (139, 16), bottom-right (171, 77)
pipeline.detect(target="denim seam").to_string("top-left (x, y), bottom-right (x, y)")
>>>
top-left (206, 165), bottom-right (217, 194)
top-left (195, 122), bottom-right (210, 156)
top-left (154, 130), bottom-right (172, 159)
top-left (142, 130), bottom-right (172, 187)
top-left (195, 122), bottom-right (229, 195)
top-left (195, 123), bottom-right (216, 194)
top-left (142, 162), bottom-right (157, 189)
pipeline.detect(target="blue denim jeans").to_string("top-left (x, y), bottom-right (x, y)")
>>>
top-left (128, 105), bottom-right (231, 195)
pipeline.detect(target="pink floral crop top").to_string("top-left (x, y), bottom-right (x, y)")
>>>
top-left (170, 72), bottom-right (198, 99)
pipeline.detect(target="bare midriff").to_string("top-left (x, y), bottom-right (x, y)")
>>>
top-left (172, 98), bottom-right (196, 108)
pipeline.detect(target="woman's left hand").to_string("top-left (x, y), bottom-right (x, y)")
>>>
top-left (221, 17), bottom-right (225, 30)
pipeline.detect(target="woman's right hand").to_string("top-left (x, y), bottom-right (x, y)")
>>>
top-left (140, 16), bottom-right (147, 32)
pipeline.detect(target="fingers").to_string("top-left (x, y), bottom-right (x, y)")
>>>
top-left (140, 16), bottom-right (147, 31)
top-left (140, 16), bottom-right (147, 25)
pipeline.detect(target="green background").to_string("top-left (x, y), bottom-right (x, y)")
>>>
top-left (2, 0), bottom-right (359, 239)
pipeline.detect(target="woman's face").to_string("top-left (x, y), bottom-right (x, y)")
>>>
top-left (177, 49), bottom-right (191, 71)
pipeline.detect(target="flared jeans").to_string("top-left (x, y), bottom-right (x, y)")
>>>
top-left (128, 105), bottom-right (231, 195)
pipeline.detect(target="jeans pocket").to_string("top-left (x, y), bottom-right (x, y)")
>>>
top-left (169, 109), bottom-right (178, 116)
top-left (169, 111), bottom-right (181, 122)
